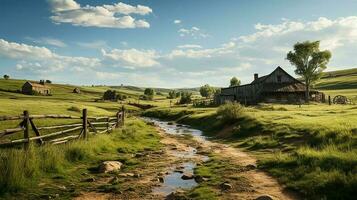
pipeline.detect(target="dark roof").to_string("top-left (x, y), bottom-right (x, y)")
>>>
top-left (251, 75), bottom-right (267, 84)
top-left (222, 66), bottom-right (304, 91)
top-left (25, 82), bottom-right (50, 89)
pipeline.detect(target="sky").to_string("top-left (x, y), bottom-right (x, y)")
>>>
top-left (1, 0), bottom-right (357, 88)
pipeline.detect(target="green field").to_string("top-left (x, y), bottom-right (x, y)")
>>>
top-left (316, 68), bottom-right (357, 101)
top-left (1, 67), bottom-right (357, 199)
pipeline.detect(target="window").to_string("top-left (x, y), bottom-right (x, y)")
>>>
top-left (277, 75), bottom-right (282, 83)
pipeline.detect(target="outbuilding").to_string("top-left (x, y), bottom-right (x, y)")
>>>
top-left (22, 81), bottom-right (51, 95)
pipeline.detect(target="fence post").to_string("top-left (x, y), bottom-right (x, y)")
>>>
top-left (23, 110), bottom-right (30, 150)
top-left (116, 111), bottom-right (120, 128)
top-left (328, 96), bottom-right (331, 105)
top-left (82, 109), bottom-right (87, 139)
top-left (106, 117), bottom-right (110, 133)
top-left (121, 106), bottom-right (125, 126)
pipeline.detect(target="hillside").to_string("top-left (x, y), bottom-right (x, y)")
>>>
top-left (314, 68), bottom-right (357, 101)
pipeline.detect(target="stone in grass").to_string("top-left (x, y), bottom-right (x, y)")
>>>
top-left (99, 161), bottom-right (123, 173)
top-left (118, 173), bottom-right (135, 177)
top-left (245, 164), bottom-right (257, 170)
top-left (255, 195), bottom-right (274, 200)
top-left (194, 175), bottom-right (209, 183)
top-left (181, 173), bottom-right (194, 180)
top-left (220, 182), bottom-right (232, 191)
top-left (83, 177), bottom-right (96, 182)
top-left (158, 177), bottom-right (165, 183)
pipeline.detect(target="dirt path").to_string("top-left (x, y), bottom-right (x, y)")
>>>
top-left (74, 119), bottom-right (299, 200)
top-left (194, 136), bottom-right (299, 200)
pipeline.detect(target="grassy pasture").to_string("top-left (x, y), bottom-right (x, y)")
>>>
top-left (0, 118), bottom-right (162, 199)
top-left (143, 102), bottom-right (357, 199)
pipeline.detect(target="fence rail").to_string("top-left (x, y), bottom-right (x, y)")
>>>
top-left (0, 106), bottom-right (125, 149)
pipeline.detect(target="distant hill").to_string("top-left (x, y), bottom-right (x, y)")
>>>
top-left (0, 78), bottom-right (201, 101)
top-left (315, 68), bottom-right (357, 90)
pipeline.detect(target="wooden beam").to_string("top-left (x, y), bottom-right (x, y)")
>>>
top-left (29, 119), bottom-right (44, 145)
top-left (23, 110), bottom-right (30, 150)
top-left (50, 135), bottom-right (79, 143)
top-left (37, 123), bottom-right (82, 130)
top-left (0, 127), bottom-right (24, 137)
top-left (9, 126), bottom-right (82, 144)
top-left (29, 114), bottom-right (81, 119)
top-left (0, 116), bottom-right (23, 121)
top-left (87, 120), bottom-right (97, 133)
top-left (82, 109), bottom-right (88, 140)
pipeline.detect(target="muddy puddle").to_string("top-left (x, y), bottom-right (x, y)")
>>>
top-left (143, 118), bottom-right (209, 196)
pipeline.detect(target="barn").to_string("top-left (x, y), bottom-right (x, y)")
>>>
top-left (22, 82), bottom-right (51, 95)
top-left (217, 66), bottom-right (325, 104)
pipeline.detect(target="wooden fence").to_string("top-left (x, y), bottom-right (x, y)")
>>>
top-left (0, 106), bottom-right (125, 149)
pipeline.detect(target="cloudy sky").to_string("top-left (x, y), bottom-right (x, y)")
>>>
top-left (1, 0), bottom-right (357, 87)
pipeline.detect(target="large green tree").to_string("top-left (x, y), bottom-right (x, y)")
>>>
top-left (144, 88), bottom-right (155, 96)
top-left (230, 77), bottom-right (241, 87)
top-left (3, 75), bottom-right (9, 80)
top-left (199, 84), bottom-right (215, 98)
top-left (286, 41), bottom-right (331, 102)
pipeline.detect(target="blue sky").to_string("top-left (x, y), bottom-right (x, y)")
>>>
top-left (1, 0), bottom-right (357, 87)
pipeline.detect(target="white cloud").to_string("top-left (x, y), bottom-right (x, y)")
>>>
top-left (174, 19), bottom-right (181, 24)
top-left (178, 26), bottom-right (209, 38)
top-left (177, 44), bottom-right (202, 49)
top-left (230, 16), bottom-right (357, 79)
top-left (168, 41), bottom-right (236, 59)
top-left (102, 48), bottom-right (159, 68)
top-left (49, 0), bottom-right (80, 12)
top-left (48, 0), bottom-right (152, 29)
top-left (41, 37), bottom-right (67, 47)
top-left (27, 37), bottom-right (67, 48)
top-left (77, 40), bottom-right (108, 49)
top-left (0, 38), bottom-right (100, 73)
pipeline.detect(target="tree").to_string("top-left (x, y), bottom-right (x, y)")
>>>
top-left (230, 77), bottom-right (241, 87)
top-left (45, 80), bottom-right (52, 84)
top-left (199, 84), bottom-right (215, 98)
top-left (286, 41), bottom-right (331, 102)
top-left (144, 88), bottom-right (155, 96)
top-left (3, 75), bottom-right (9, 80)
top-left (168, 90), bottom-right (177, 99)
top-left (144, 88), bottom-right (155, 100)
top-left (103, 90), bottom-right (116, 101)
top-left (179, 92), bottom-right (192, 104)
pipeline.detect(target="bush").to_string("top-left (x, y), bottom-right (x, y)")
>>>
top-left (103, 90), bottom-right (117, 101)
top-left (67, 106), bottom-right (81, 112)
top-left (179, 92), bottom-right (192, 104)
top-left (217, 102), bottom-right (244, 122)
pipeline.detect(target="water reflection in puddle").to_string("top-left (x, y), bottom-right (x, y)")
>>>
top-left (142, 117), bottom-right (209, 196)
top-left (152, 162), bottom-right (197, 195)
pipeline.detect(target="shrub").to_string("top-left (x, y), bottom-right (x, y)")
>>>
top-left (67, 106), bottom-right (81, 112)
top-left (179, 92), bottom-right (192, 104)
top-left (217, 102), bottom-right (244, 122)
top-left (103, 90), bottom-right (117, 101)
top-left (144, 88), bottom-right (155, 96)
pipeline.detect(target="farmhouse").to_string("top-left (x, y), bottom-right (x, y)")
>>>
top-left (22, 81), bottom-right (51, 95)
top-left (217, 66), bottom-right (325, 104)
